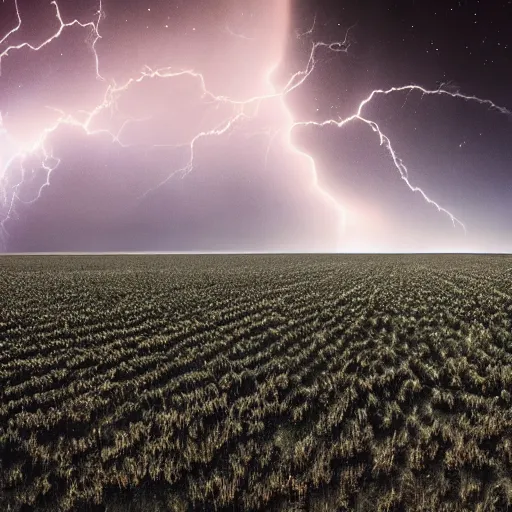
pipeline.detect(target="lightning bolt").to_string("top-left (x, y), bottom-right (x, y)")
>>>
top-left (0, 0), bottom-right (22, 46)
top-left (0, 0), bottom-right (510, 250)
top-left (0, 0), bottom-right (104, 79)
top-left (288, 83), bottom-right (511, 235)
top-left (296, 13), bottom-right (317, 39)
top-left (361, 84), bottom-right (511, 118)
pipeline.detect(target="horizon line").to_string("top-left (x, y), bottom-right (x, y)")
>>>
top-left (1, 251), bottom-right (511, 256)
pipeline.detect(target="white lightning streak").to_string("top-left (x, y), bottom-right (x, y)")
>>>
top-left (0, 0), bottom-right (22, 45)
top-left (290, 80), bottom-right (512, 234)
top-left (296, 13), bottom-right (316, 39)
top-left (139, 112), bottom-right (249, 199)
top-left (290, 79), bottom-right (512, 234)
top-left (358, 84), bottom-right (512, 117)
top-left (0, 0), bottom-right (104, 79)
top-left (284, 30), bottom-right (353, 95)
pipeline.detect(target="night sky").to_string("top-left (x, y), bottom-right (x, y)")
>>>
top-left (0, 0), bottom-right (510, 253)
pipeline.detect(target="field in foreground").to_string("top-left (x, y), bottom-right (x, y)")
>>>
top-left (1, 254), bottom-right (512, 511)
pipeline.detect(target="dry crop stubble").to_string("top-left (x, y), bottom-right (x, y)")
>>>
top-left (1, 254), bottom-right (512, 511)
